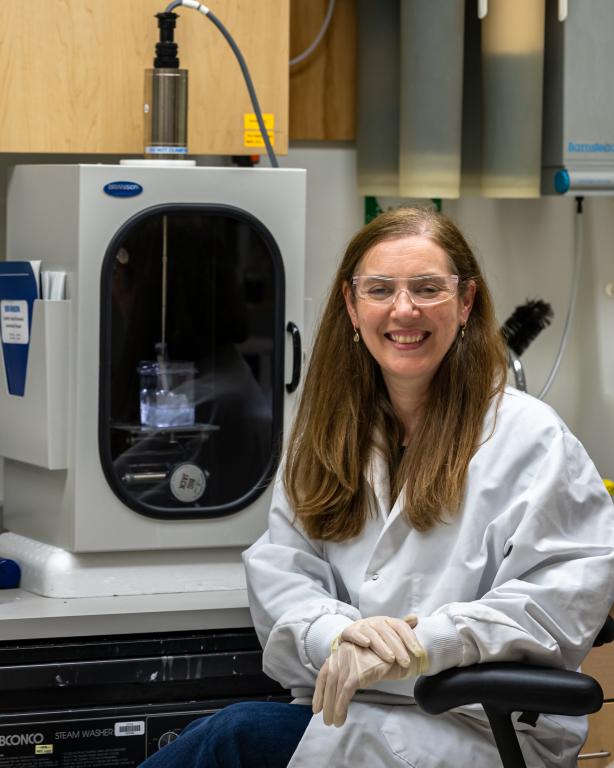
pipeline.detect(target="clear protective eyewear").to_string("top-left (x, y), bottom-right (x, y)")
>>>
top-left (351, 274), bottom-right (461, 307)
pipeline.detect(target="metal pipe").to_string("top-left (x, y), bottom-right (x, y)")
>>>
top-left (508, 348), bottom-right (527, 392)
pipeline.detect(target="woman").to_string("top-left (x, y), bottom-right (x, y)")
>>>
top-left (139, 208), bottom-right (614, 768)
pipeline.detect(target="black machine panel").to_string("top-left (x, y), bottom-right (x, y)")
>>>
top-left (0, 629), bottom-right (289, 765)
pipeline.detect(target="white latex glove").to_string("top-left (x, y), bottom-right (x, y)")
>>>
top-left (340, 614), bottom-right (421, 669)
top-left (312, 637), bottom-right (429, 728)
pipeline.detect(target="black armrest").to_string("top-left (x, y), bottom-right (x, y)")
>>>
top-left (415, 664), bottom-right (603, 768)
top-left (414, 621), bottom-right (612, 768)
top-left (414, 662), bottom-right (603, 717)
top-left (594, 615), bottom-right (614, 647)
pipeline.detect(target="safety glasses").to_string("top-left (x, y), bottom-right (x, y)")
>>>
top-left (351, 274), bottom-right (460, 307)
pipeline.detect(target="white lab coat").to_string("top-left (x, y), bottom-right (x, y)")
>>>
top-left (243, 388), bottom-right (614, 767)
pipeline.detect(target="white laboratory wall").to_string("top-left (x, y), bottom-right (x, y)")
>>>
top-left (275, 143), bottom-right (364, 344)
top-left (280, 144), bottom-right (614, 479)
top-left (448, 196), bottom-right (614, 479)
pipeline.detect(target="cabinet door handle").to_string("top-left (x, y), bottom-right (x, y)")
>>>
top-left (578, 751), bottom-right (612, 760)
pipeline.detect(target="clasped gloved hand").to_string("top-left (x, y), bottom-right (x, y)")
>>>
top-left (340, 614), bottom-right (421, 669)
top-left (312, 634), bottom-right (429, 728)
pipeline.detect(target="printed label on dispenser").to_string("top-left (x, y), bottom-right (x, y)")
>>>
top-left (243, 113), bottom-right (275, 148)
top-left (0, 261), bottom-right (38, 396)
top-left (1, 300), bottom-right (29, 344)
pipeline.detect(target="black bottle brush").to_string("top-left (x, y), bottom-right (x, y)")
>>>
top-left (501, 300), bottom-right (554, 357)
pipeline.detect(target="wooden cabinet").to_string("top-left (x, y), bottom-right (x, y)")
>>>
top-left (583, 643), bottom-right (614, 701)
top-left (0, 1), bottom-right (288, 156)
top-left (289, 0), bottom-right (356, 141)
top-left (578, 630), bottom-right (614, 765)
top-left (579, 704), bottom-right (614, 765)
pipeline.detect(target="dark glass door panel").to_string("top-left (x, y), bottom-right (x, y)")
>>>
top-left (99, 205), bottom-right (285, 519)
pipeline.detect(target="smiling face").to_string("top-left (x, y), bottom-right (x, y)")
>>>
top-left (343, 235), bottom-right (475, 397)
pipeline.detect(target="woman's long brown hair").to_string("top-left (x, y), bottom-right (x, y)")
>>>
top-left (284, 208), bottom-right (508, 540)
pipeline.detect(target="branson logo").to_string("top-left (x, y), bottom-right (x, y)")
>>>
top-left (103, 181), bottom-right (143, 198)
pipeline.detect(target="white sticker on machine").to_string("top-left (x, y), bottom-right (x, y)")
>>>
top-left (169, 463), bottom-right (207, 503)
top-left (115, 721), bottom-right (145, 737)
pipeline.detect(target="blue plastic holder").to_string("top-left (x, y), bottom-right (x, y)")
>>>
top-left (0, 558), bottom-right (21, 588)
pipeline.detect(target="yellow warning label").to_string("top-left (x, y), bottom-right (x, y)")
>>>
top-left (244, 114), bottom-right (275, 148)
top-left (244, 113), bottom-right (274, 130)
top-left (35, 745), bottom-right (54, 755)
top-left (244, 131), bottom-right (275, 148)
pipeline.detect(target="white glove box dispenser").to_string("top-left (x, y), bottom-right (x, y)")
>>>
top-left (0, 164), bottom-right (306, 597)
top-left (0, 298), bottom-right (70, 469)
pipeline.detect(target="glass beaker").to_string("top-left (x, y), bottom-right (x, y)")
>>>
top-left (137, 361), bottom-right (196, 428)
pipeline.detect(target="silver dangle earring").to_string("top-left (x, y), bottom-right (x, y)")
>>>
top-left (353, 326), bottom-right (360, 343)
top-left (460, 322), bottom-right (467, 340)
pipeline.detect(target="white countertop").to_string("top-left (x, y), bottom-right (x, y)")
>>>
top-left (0, 587), bottom-right (252, 641)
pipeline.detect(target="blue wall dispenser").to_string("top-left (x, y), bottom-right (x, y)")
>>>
top-left (0, 261), bottom-right (39, 396)
top-left (542, 0), bottom-right (614, 195)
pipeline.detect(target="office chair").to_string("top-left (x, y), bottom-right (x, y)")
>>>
top-left (414, 617), bottom-right (614, 768)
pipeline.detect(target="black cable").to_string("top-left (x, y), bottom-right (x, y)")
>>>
top-left (206, 10), bottom-right (278, 167)
top-left (164, 1), bottom-right (278, 167)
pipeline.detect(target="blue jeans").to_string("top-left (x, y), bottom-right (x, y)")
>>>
top-left (138, 701), bottom-right (312, 768)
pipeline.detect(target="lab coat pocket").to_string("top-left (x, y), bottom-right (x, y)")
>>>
top-left (381, 706), bottom-right (503, 768)
top-left (516, 713), bottom-right (587, 767)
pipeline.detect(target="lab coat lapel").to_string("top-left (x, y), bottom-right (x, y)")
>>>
top-left (364, 438), bottom-right (408, 523)
top-left (364, 444), bottom-right (390, 522)
top-left (362, 441), bottom-right (411, 582)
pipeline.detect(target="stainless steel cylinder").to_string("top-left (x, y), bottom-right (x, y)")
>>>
top-left (144, 68), bottom-right (188, 155)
